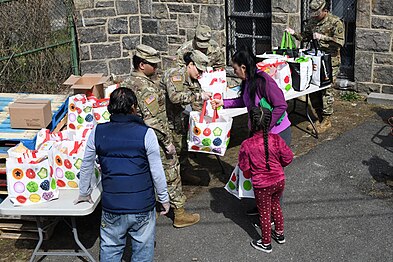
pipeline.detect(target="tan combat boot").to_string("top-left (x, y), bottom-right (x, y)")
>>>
top-left (306, 121), bottom-right (321, 131)
top-left (316, 116), bottom-right (332, 133)
top-left (173, 207), bottom-right (200, 228)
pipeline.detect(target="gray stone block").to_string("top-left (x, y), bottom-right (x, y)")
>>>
top-left (142, 35), bottom-right (168, 51)
top-left (354, 52), bottom-right (373, 82)
top-left (168, 4), bottom-right (193, 13)
top-left (356, 0), bottom-right (370, 28)
top-left (356, 82), bottom-right (381, 94)
top-left (168, 36), bottom-right (184, 44)
top-left (109, 36), bottom-right (121, 41)
top-left (96, 1), bottom-right (114, 8)
top-left (374, 54), bottom-right (393, 66)
top-left (129, 16), bottom-right (140, 34)
top-left (373, 65), bottom-right (393, 85)
top-left (271, 24), bottom-right (286, 48)
top-left (152, 3), bottom-right (169, 19)
top-left (122, 36), bottom-right (140, 50)
top-left (193, 5), bottom-right (200, 13)
top-left (184, 0), bottom-right (206, 3)
top-left (367, 92), bottom-right (393, 106)
top-left (83, 18), bottom-right (107, 27)
top-left (78, 26), bottom-right (107, 43)
top-left (116, 0), bottom-right (138, 15)
top-left (200, 6), bottom-right (224, 30)
top-left (80, 45), bottom-right (90, 61)
top-left (179, 29), bottom-right (186, 35)
top-left (382, 85), bottom-right (393, 94)
top-left (108, 17), bottom-right (128, 34)
top-left (159, 21), bottom-right (178, 35)
top-left (356, 29), bottom-right (390, 52)
top-left (170, 14), bottom-right (177, 19)
top-left (140, 0), bottom-right (152, 14)
top-left (109, 58), bottom-right (131, 75)
top-left (372, 0), bottom-right (393, 16)
top-left (74, 0), bottom-right (94, 10)
top-left (186, 29), bottom-right (196, 40)
top-left (272, 0), bottom-right (298, 13)
top-left (272, 14), bottom-right (288, 24)
top-left (83, 8), bottom-right (116, 18)
top-left (372, 17), bottom-right (393, 30)
top-left (81, 60), bottom-right (108, 75)
top-left (142, 19), bottom-right (158, 34)
top-left (179, 14), bottom-right (199, 29)
top-left (91, 43), bottom-right (122, 59)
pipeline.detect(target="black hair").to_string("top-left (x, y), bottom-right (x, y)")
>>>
top-left (132, 55), bottom-right (156, 70)
top-left (250, 106), bottom-right (272, 171)
top-left (107, 87), bottom-right (138, 115)
top-left (183, 52), bottom-right (193, 66)
top-left (232, 46), bottom-right (265, 104)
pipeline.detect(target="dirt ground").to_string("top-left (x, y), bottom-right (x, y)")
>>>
top-left (0, 89), bottom-right (392, 261)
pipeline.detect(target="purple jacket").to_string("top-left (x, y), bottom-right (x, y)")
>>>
top-left (223, 71), bottom-right (290, 134)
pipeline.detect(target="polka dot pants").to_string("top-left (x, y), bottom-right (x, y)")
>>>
top-left (254, 180), bottom-right (285, 245)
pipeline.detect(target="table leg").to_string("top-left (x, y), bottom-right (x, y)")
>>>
top-left (288, 96), bottom-right (318, 138)
top-left (215, 155), bottom-right (226, 175)
top-left (29, 216), bottom-right (44, 262)
top-left (305, 95), bottom-right (319, 138)
top-left (71, 217), bottom-right (96, 262)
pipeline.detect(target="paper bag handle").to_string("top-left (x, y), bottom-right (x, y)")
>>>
top-left (199, 100), bottom-right (218, 123)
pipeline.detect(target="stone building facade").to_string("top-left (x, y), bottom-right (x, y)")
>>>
top-left (73, 0), bottom-right (393, 94)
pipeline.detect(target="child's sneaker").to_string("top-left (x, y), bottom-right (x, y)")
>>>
top-left (271, 230), bottom-right (285, 244)
top-left (250, 239), bottom-right (272, 253)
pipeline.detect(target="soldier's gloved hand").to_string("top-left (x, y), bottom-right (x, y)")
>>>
top-left (313, 32), bottom-right (323, 40)
top-left (201, 92), bottom-right (212, 100)
top-left (165, 143), bottom-right (176, 155)
top-left (74, 194), bottom-right (93, 205)
top-left (160, 202), bottom-right (170, 215)
top-left (211, 99), bottom-right (223, 110)
top-left (285, 28), bottom-right (295, 35)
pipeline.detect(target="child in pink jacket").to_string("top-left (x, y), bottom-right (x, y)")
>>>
top-left (238, 106), bottom-right (294, 253)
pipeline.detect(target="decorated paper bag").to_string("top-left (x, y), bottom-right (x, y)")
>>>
top-left (257, 59), bottom-right (292, 94)
top-left (7, 143), bottom-right (47, 159)
top-left (305, 52), bottom-right (333, 87)
top-left (6, 156), bottom-right (58, 206)
top-left (224, 164), bottom-right (254, 199)
top-left (35, 129), bottom-right (75, 150)
top-left (198, 68), bottom-right (227, 117)
top-left (49, 141), bottom-right (100, 189)
top-left (287, 56), bottom-right (313, 91)
top-left (67, 94), bottom-right (96, 139)
top-left (187, 104), bottom-right (233, 156)
top-left (88, 97), bottom-right (111, 124)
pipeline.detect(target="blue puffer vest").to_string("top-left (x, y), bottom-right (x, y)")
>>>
top-left (95, 114), bottom-right (155, 214)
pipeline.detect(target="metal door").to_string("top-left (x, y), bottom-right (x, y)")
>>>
top-left (226, 0), bottom-right (272, 63)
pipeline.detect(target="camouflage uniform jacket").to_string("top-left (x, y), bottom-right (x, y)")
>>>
top-left (294, 12), bottom-right (344, 66)
top-left (176, 39), bottom-right (225, 70)
top-left (160, 66), bottom-right (203, 131)
top-left (122, 71), bottom-right (173, 148)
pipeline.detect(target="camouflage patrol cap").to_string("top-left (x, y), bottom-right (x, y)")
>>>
top-left (309, 0), bottom-right (326, 17)
top-left (194, 25), bottom-right (212, 49)
top-left (135, 44), bottom-right (161, 64)
top-left (190, 50), bottom-right (209, 72)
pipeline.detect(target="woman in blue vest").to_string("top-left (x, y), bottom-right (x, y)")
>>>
top-left (75, 87), bottom-right (169, 262)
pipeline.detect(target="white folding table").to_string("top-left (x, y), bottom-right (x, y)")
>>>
top-left (0, 184), bottom-right (102, 262)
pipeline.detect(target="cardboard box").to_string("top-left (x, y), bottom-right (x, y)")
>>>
top-left (9, 99), bottom-right (52, 129)
top-left (63, 73), bottom-right (109, 99)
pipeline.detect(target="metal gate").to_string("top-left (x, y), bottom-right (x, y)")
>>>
top-left (226, 0), bottom-right (272, 63)
top-left (0, 0), bottom-right (79, 94)
top-left (302, 0), bottom-right (357, 80)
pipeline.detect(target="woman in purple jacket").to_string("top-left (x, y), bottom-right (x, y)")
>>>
top-left (211, 48), bottom-right (291, 145)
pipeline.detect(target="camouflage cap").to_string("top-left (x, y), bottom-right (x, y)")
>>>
top-left (135, 44), bottom-right (161, 64)
top-left (309, 0), bottom-right (326, 17)
top-left (190, 50), bottom-right (209, 72)
top-left (194, 25), bottom-right (211, 49)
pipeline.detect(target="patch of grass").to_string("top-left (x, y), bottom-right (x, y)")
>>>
top-left (340, 91), bottom-right (362, 102)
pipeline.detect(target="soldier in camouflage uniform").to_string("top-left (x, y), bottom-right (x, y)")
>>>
top-left (287, 0), bottom-right (344, 133)
top-left (122, 44), bottom-right (200, 228)
top-left (160, 50), bottom-right (211, 183)
top-left (176, 25), bottom-right (225, 70)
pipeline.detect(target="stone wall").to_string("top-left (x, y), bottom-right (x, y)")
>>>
top-left (271, 0), bottom-right (302, 48)
top-left (355, 0), bottom-right (393, 94)
top-left (73, 0), bottom-right (226, 77)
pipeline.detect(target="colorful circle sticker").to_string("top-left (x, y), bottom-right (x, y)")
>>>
top-left (26, 169), bottom-right (36, 179)
top-left (29, 194), bottom-right (41, 203)
top-left (69, 103), bottom-right (76, 112)
top-left (55, 155), bottom-right (63, 166)
top-left (42, 192), bottom-right (54, 201)
top-left (231, 174), bottom-right (237, 182)
top-left (243, 180), bottom-right (252, 191)
top-left (193, 127), bottom-right (201, 136)
top-left (193, 136), bottom-right (201, 145)
top-left (212, 148), bottom-right (222, 154)
top-left (16, 195), bottom-right (27, 204)
top-left (67, 181), bottom-right (78, 188)
top-left (13, 182), bottom-right (25, 193)
top-left (40, 180), bottom-right (50, 191)
top-left (26, 181), bottom-right (38, 193)
top-left (65, 171), bottom-right (75, 180)
top-left (57, 180), bottom-right (66, 187)
top-left (56, 167), bottom-right (64, 178)
top-left (201, 147), bottom-right (211, 152)
top-left (228, 181), bottom-right (236, 190)
top-left (12, 168), bottom-right (24, 180)
top-left (68, 123), bottom-right (76, 130)
top-left (191, 145), bottom-right (200, 151)
top-left (202, 138), bottom-right (211, 146)
top-left (68, 113), bottom-right (76, 122)
top-left (51, 178), bottom-right (57, 190)
top-left (213, 138), bottom-right (222, 146)
top-left (243, 170), bottom-right (252, 179)
top-left (203, 128), bottom-right (211, 136)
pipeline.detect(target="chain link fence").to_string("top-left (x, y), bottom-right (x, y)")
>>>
top-left (0, 0), bottom-right (78, 94)
top-left (226, 0), bottom-right (272, 63)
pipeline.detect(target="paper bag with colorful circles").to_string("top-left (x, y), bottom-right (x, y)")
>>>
top-left (6, 156), bottom-right (59, 206)
top-left (187, 110), bottom-right (233, 156)
top-left (88, 97), bottom-right (111, 124)
top-left (224, 164), bottom-right (255, 199)
top-left (67, 94), bottom-right (97, 139)
top-left (48, 140), bottom-right (100, 189)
